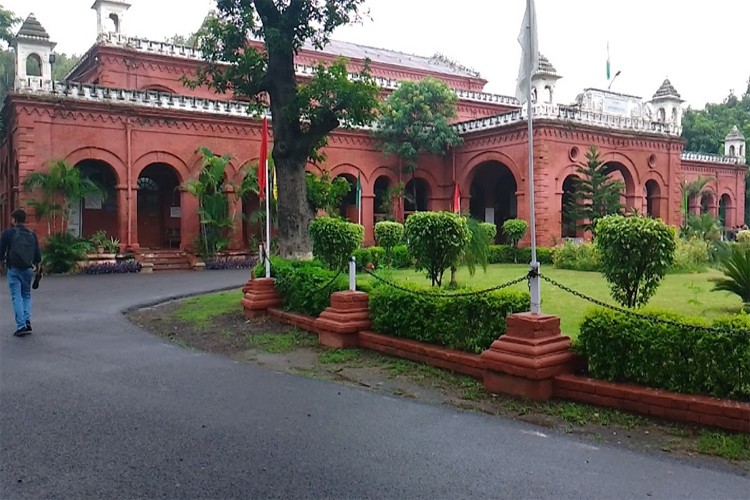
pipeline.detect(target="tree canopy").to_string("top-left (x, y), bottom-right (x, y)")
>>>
top-left (188, 0), bottom-right (380, 258)
top-left (682, 80), bottom-right (750, 154)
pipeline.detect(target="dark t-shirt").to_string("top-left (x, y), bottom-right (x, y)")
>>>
top-left (0, 225), bottom-right (42, 269)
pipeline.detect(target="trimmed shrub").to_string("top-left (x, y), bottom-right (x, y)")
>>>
top-left (404, 211), bottom-right (470, 286)
top-left (309, 216), bottom-right (364, 271)
top-left (488, 245), bottom-right (554, 265)
top-left (595, 215), bottom-right (676, 308)
top-left (391, 244), bottom-right (413, 268)
top-left (255, 257), bottom-right (348, 316)
top-left (353, 246), bottom-right (386, 270)
top-left (374, 221), bottom-right (404, 265)
top-left (82, 261), bottom-right (141, 274)
top-left (369, 284), bottom-right (530, 353)
top-left (502, 218), bottom-right (527, 247)
top-left (479, 222), bottom-right (497, 242)
top-left (577, 308), bottom-right (750, 401)
top-left (552, 241), bottom-right (600, 271)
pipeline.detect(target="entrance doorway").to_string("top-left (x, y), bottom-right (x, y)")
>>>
top-left (137, 163), bottom-right (181, 249)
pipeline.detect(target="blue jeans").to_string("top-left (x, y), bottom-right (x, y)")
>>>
top-left (7, 267), bottom-right (33, 330)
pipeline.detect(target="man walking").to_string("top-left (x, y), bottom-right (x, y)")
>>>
top-left (0, 209), bottom-right (42, 337)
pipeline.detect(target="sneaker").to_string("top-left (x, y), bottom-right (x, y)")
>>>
top-left (25, 321), bottom-right (31, 332)
top-left (13, 327), bottom-right (30, 337)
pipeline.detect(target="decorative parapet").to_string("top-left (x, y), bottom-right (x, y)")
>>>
top-left (454, 103), bottom-right (683, 137)
top-left (681, 151), bottom-right (745, 166)
top-left (92, 32), bottom-right (519, 107)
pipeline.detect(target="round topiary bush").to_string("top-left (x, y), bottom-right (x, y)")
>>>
top-left (404, 211), bottom-right (470, 287)
top-left (479, 222), bottom-right (497, 243)
top-left (374, 221), bottom-right (404, 266)
top-left (309, 216), bottom-right (365, 271)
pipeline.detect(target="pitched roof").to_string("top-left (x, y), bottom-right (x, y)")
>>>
top-left (15, 13), bottom-right (50, 40)
top-left (535, 54), bottom-right (559, 77)
top-left (652, 78), bottom-right (681, 99)
top-left (726, 125), bottom-right (745, 141)
top-left (302, 38), bottom-right (481, 79)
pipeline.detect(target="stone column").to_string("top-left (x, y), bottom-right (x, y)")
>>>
top-left (116, 185), bottom-right (128, 252)
top-left (361, 194), bottom-right (375, 245)
top-left (314, 291), bottom-right (371, 348)
top-left (129, 184), bottom-right (140, 251)
top-left (688, 196), bottom-right (701, 216)
top-left (481, 313), bottom-right (575, 401)
top-left (224, 186), bottom-right (243, 251)
top-left (180, 188), bottom-right (199, 251)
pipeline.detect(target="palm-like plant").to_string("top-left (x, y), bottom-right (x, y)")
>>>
top-left (679, 175), bottom-right (715, 227)
top-left (712, 244), bottom-right (750, 308)
top-left (23, 160), bottom-right (104, 235)
top-left (449, 217), bottom-right (491, 287)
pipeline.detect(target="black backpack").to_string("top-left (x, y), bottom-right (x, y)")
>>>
top-left (9, 227), bottom-right (35, 269)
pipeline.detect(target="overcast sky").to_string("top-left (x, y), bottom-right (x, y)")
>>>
top-left (3, 0), bottom-right (747, 109)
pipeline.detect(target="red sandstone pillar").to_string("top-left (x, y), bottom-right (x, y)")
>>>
top-left (225, 188), bottom-right (243, 251)
top-left (180, 189), bottom-right (199, 252)
top-left (481, 313), bottom-right (575, 401)
top-left (688, 196), bottom-right (701, 216)
top-left (241, 278), bottom-right (283, 318)
top-left (314, 291), bottom-right (370, 348)
top-left (116, 186), bottom-right (128, 252)
top-left (362, 194), bottom-right (375, 244)
top-left (129, 183), bottom-right (140, 251)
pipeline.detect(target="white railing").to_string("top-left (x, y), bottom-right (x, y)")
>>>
top-left (94, 32), bottom-right (519, 107)
top-left (681, 151), bottom-right (745, 165)
top-left (454, 103), bottom-right (683, 137)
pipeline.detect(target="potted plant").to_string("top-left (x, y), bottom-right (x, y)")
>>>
top-left (90, 230), bottom-right (108, 254)
top-left (105, 236), bottom-right (120, 254)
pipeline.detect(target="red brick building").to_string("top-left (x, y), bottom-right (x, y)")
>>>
top-left (2, 3), bottom-right (746, 266)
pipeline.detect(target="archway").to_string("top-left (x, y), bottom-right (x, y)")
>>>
top-left (137, 163), bottom-right (181, 249)
top-left (336, 174), bottom-right (358, 223)
top-left (404, 178), bottom-right (430, 215)
top-left (701, 192), bottom-right (716, 215)
top-left (719, 194), bottom-right (733, 227)
top-left (602, 161), bottom-right (634, 210)
top-left (645, 180), bottom-right (661, 218)
top-left (469, 161), bottom-right (517, 242)
top-left (561, 175), bottom-right (578, 238)
top-left (76, 159), bottom-right (119, 240)
top-left (373, 176), bottom-right (392, 223)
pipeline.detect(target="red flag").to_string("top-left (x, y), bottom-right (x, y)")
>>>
top-left (258, 117), bottom-right (268, 200)
top-left (453, 183), bottom-right (461, 213)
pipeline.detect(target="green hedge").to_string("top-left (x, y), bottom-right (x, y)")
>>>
top-left (552, 241), bottom-right (600, 271)
top-left (369, 285), bottom-right (530, 353)
top-left (254, 257), bottom-right (348, 316)
top-left (577, 308), bottom-right (750, 401)
top-left (488, 245), bottom-right (554, 265)
top-left (353, 245), bottom-right (412, 270)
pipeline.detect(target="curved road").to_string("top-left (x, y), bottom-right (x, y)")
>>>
top-left (1, 271), bottom-right (748, 499)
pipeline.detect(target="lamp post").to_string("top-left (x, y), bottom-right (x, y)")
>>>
top-left (48, 53), bottom-right (56, 91)
top-left (607, 70), bottom-right (622, 91)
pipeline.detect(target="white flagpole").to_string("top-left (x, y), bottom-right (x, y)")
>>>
top-left (264, 158), bottom-right (271, 278)
top-left (525, 0), bottom-right (541, 314)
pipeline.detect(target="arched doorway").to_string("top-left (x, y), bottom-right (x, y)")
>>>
top-left (602, 162), bottom-right (633, 210)
top-left (76, 159), bottom-right (119, 239)
top-left (469, 162), bottom-right (517, 242)
top-left (561, 175), bottom-right (578, 238)
top-left (719, 194), bottom-right (732, 227)
top-left (336, 174), bottom-right (358, 222)
top-left (404, 178), bottom-right (430, 215)
top-left (701, 192), bottom-right (716, 216)
top-left (373, 176), bottom-right (392, 223)
top-left (137, 163), bottom-right (181, 249)
top-left (645, 180), bottom-right (661, 218)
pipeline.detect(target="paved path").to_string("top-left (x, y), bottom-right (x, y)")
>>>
top-left (1, 271), bottom-right (748, 499)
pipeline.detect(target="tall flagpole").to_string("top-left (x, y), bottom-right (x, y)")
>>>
top-left (264, 157), bottom-right (271, 278)
top-left (525, 0), bottom-right (541, 314)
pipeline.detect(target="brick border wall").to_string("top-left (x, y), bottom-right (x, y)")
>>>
top-left (243, 283), bottom-right (750, 434)
top-left (554, 374), bottom-right (750, 433)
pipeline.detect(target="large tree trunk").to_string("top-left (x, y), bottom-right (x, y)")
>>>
top-left (275, 156), bottom-right (313, 259)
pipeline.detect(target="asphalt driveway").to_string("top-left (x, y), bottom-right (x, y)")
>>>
top-left (1, 271), bottom-right (748, 499)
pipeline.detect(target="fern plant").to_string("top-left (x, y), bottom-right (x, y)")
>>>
top-left (712, 244), bottom-right (750, 309)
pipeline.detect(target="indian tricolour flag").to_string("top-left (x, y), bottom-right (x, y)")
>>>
top-left (355, 172), bottom-right (362, 225)
top-left (607, 42), bottom-right (611, 80)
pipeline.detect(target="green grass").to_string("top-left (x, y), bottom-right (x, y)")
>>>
top-left (171, 290), bottom-right (243, 327)
top-left (318, 349), bottom-right (363, 364)
top-left (698, 431), bottom-right (750, 460)
top-left (245, 331), bottom-right (318, 353)
top-left (361, 264), bottom-right (743, 336)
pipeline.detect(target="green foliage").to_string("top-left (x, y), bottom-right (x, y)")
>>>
top-left (577, 308), bottom-right (750, 400)
top-left (374, 221), bottom-right (404, 265)
top-left (187, 1), bottom-right (379, 257)
top-left (595, 215), bottom-right (676, 308)
top-left (306, 171), bottom-right (351, 215)
top-left (671, 237), bottom-right (710, 273)
top-left (552, 242), bottom-right (600, 271)
top-left (404, 212), bottom-right (471, 287)
top-left (479, 222), bottom-right (497, 242)
top-left (390, 244), bottom-right (413, 268)
top-left (736, 230), bottom-right (750, 244)
top-left (682, 84), bottom-right (750, 155)
top-left (376, 77), bottom-right (463, 172)
top-left (712, 244), bottom-right (750, 306)
top-left (0, 5), bottom-right (18, 44)
top-left (457, 218), bottom-right (491, 278)
top-left (23, 159), bottom-right (105, 236)
top-left (51, 53), bottom-right (82, 81)
top-left (681, 213), bottom-right (721, 241)
top-left (501, 219), bottom-right (527, 248)
top-left (564, 145), bottom-right (624, 235)
top-left (352, 246), bottom-right (386, 270)
top-left (369, 285), bottom-right (530, 353)
top-left (488, 245), bottom-right (554, 265)
top-left (270, 258), bottom-right (349, 316)
top-left (42, 232), bottom-right (90, 274)
top-left (309, 216), bottom-right (364, 271)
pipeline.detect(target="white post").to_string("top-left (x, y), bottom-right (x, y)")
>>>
top-left (349, 256), bottom-right (356, 291)
top-left (264, 158), bottom-right (271, 278)
top-left (526, 1), bottom-right (541, 314)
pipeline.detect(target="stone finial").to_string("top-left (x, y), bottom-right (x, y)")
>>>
top-left (726, 125), bottom-right (745, 141)
top-left (652, 78), bottom-right (682, 100)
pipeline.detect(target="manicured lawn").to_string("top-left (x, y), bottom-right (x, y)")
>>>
top-left (360, 264), bottom-right (743, 337)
